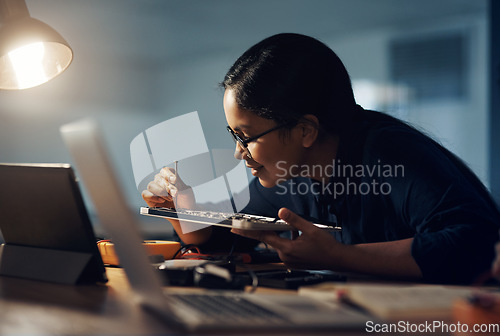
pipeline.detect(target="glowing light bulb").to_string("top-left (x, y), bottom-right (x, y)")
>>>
top-left (8, 42), bottom-right (49, 89)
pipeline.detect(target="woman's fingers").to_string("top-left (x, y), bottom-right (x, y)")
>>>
top-left (142, 189), bottom-right (171, 207)
top-left (160, 167), bottom-right (176, 184)
top-left (147, 180), bottom-right (172, 200)
top-left (154, 172), bottom-right (177, 197)
top-left (278, 208), bottom-right (318, 234)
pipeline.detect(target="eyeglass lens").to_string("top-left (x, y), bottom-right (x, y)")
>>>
top-left (227, 127), bottom-right (252, 158)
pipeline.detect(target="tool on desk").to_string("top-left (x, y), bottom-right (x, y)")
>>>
top-left (235, 269), bottom-right (345, 290)
top-left (61, 118), bottom-right (369, 333)
top-left (97, 240), bottom-right (181, 266)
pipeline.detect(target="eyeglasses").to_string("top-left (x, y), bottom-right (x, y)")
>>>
top-left (226, 123), bottom-right (290, 159)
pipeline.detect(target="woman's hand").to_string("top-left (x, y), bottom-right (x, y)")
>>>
top-left (141, 167), bottom-right (211, 245)
top-left (232, 207), bottom-right (422, 280)
top-left (232, 208), bottom-right (341, 269)
top-left (141, 166), bottom-right (194, 210)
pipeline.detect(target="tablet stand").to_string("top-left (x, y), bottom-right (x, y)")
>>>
top-left (0, 244), bottom-right (93, 284)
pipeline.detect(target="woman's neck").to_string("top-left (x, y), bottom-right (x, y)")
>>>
top-left (302, 134), bottom-right (339, 184)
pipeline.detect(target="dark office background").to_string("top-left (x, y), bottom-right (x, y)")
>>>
top-left (0, 0), bottom-right (496, 237)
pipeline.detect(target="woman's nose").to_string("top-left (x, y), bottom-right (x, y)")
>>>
top-left (234, 143), bottom-right (245, 160)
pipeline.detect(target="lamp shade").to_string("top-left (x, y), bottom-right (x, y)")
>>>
top-left (0, 0), bottom-right (73, 90)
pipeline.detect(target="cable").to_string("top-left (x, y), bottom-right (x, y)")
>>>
top-left (236, 263), bottom-right (259, 293)
top-left (171, 244), bottom-right (200, 260)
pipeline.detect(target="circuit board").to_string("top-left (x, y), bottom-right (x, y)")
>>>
top-left (140, 207), bottom-right (341, 231)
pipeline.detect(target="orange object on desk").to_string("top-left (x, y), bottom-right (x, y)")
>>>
top-left (452, 294), bottom-right (500, 336)
top-left (97, 240), bottom-right (181, 266)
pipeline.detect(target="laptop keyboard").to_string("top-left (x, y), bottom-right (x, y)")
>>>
top-left (170, 294), bottom-right (289, 324)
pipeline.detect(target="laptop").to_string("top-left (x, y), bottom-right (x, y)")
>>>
top-left (60, 119), bottom-right (370, 333)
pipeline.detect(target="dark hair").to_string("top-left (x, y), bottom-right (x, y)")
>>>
top-left (221, 33), bottom-right (358, 135)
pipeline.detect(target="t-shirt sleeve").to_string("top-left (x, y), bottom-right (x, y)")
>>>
top-left (372, 129), bottom-right (500, 284)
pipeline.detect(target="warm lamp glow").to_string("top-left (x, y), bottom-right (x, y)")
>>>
top-left (8, 42), bottom-right (47, 89)
top-left (0, 0), bottom-right (73, 90)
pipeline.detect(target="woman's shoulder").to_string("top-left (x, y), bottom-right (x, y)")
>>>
top-left (356, 110), bottom-right (440, 162)
top-left (359, 110), bottom-right (496, 205)
top-left (361, 110), bottom-right (427, 141)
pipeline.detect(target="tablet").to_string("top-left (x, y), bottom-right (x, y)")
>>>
top-left (0, 163), bottom-right (107, 284)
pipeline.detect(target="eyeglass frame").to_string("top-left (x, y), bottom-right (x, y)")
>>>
top-left (226, 123), bottom-right (293, 159)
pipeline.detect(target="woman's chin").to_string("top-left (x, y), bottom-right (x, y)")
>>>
top-left (257, 176), bottom-right (280, 188)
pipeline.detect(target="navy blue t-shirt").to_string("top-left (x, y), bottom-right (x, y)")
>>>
top-left (202, 109), bottom-right (500, 284)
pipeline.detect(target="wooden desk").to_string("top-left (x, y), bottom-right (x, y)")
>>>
top-left (0, 266), bottom-right (487, 336)
top-left (0, 267), bottom-right (357, 336)
top-left (0, 267), bottom-right (169, 335)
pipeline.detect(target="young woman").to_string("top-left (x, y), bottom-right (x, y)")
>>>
top-left (143, 33), bottom-right (500, 284)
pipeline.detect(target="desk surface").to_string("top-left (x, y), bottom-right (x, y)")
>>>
top-left (0, 267), bottom-right (167, 335)
top-left (0, 267), bottom-right (360, 336)
top-left (0, 266), bottom-right (478, 336)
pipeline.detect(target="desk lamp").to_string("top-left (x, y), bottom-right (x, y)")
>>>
top-left (0, 0), bottom-right (72, 90)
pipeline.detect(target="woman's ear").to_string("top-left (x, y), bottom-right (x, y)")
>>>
top-left (300, 114), bottom-right (319, 148)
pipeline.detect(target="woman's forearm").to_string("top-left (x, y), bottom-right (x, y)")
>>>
top-left (334, 238), bottom-right (422, 280)
top-left (167, 219), bottom-right (213, 246)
